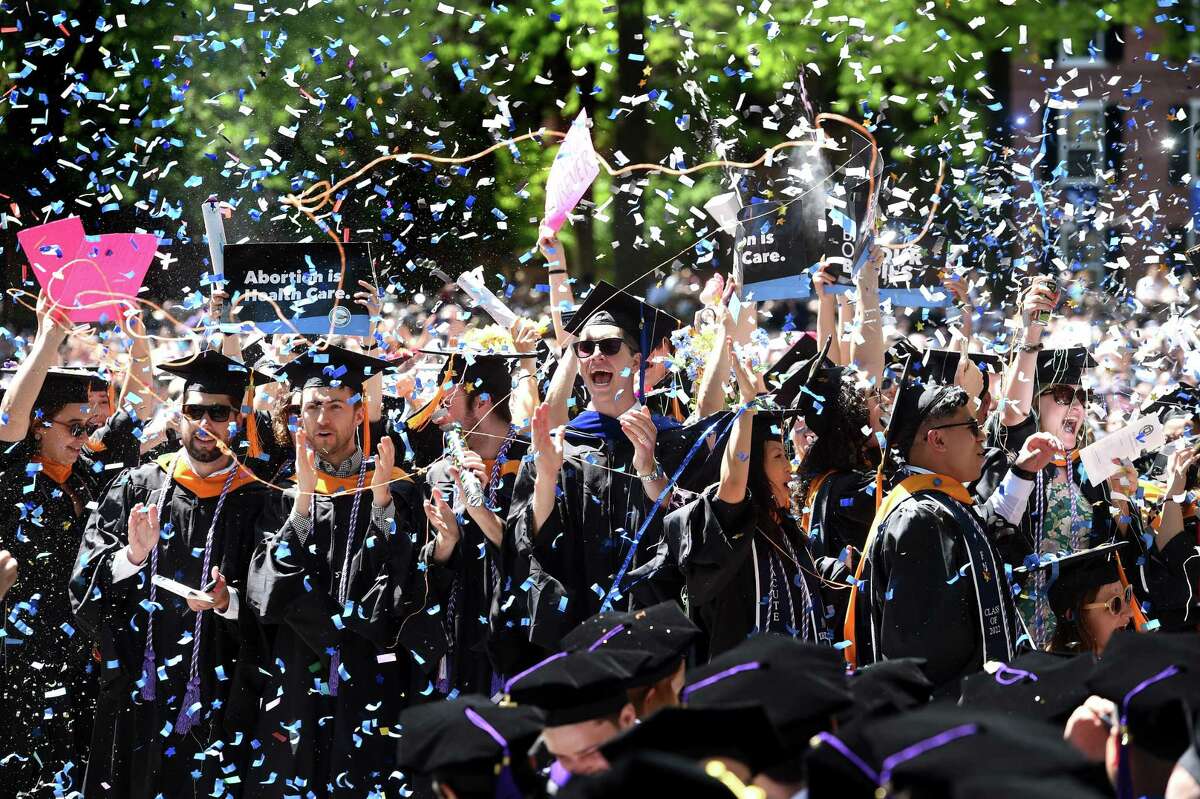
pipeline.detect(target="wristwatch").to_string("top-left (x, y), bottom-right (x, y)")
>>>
top-left (637, 461), bottom-right (666, 482)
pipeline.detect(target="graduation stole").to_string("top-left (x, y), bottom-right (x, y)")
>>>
top-left (843, 473), bottom-right (1013, 670)
top-left (1050, 450), bottom-right (1081, 470)
top-left (32, 456), bottom-right (73, 486)
top-left (155, 452), bottom-right (257, 498)
top-left (299, 466), bottom-right (411, 496)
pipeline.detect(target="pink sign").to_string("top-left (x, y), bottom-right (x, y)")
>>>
top-left (542, 111), bottom-right (601, 235)
top-left (17, 217), bottom-right (159, 324)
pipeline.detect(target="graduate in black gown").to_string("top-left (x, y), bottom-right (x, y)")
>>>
top-left (245, 345), bottom-right (440, 798)
top-left (670, 340), bottom-right (847, 659)
top-left (70, 350), bottom-right (271, 799)
top-left (845, 374), bottom-right (1029, 690)
top-left (0, 294), bottom-right (108, 797)
top-left (508, 282), bottom-right (685, 650)
top-left (419, 350), bottom-right (532, 695)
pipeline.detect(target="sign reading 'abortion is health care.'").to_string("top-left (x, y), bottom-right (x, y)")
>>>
top-left (223, 242), bottom-right (377, 335)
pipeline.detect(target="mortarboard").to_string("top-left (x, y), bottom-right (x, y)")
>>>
top-left (842, 657), bottom-right (935, 725)
top-left (807, 705), bottom-right (1094, 799)
top-left (396, 695), bottom-right (544, 783)
top-left (682, 634), bottom-right (853, 775)
top-left (1035, 347), bottom-right (1097, 390)
top-left (504, 649), bottom-right (651, 727)
top-left (156, 350), bottom-right (273, 398)
top-left (883, 355), bottom-right (966, 463)
top-left (3, 366), bottom-right (110, 406)
top-left (598, 705), bottom-right (786, 777)
top-left (557, 750), bottom-right (740, 799)
top-left (1087, 631), bottom-right (1200, 762)
top-left (1178, 717), bottom-right (1200, 786)
top-left (1011, 542), bottom-right (1129, 619)
top-left (761, 333), bottom-right (820, 397)
top-left (950, 773), bottom-right (1109, 799)
top-left (765, 336), bottom-right (848, 437)
top-left (909, 348), bottom-right (1003, 387)
top-left (957, 651), bottom-right (1098, 727)
top-left (1142, 384), bottom-right (1200, 422)
top-left (561, 281), bottom-right (681, 357)
top-left (561, 601), bottom-right (701, 688)
top-left (275, 343), bottom-right (396, 392)
top-left (404, 348), bottom-right (525, 432)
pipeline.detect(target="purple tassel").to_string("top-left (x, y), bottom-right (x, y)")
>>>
top-left (175, 676), bottom-right (202, 734)
top-left (140, 649), bottom-right (157, 701)
top-left (329, 649), bottom-right (341, 696)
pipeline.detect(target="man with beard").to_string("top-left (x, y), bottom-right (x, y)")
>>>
top-left (419, 350), bottom-right (535, 694)
top-left (70, 350), bottom-right (270, 798)
top-left (245, 344), bottom-right (438, 798)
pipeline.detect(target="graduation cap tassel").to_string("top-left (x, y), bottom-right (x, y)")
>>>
top-left (1117, 666), bottom-right (1180, 799)
top-left (463, 707), bottom-right (524, 799)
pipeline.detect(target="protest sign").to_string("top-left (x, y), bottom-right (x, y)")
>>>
top-left (18, 216), bottom-right (158, 324)
top-left (223, 242), bottom-right (377, 336)
top-left (542, 110), bottom-right (600, 235)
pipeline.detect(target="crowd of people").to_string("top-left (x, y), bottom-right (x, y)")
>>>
top-left (2, 229), bottom-right (1200, 799)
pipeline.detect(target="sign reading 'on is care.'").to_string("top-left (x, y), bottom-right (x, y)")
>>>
top-left (223, 242), bottom-right (377, 336)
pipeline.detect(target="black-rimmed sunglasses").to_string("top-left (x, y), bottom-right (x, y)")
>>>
top-left (1040, 384), bottom-right (1088, 407)
top-left (572, 338), bottom-right (626, 359)
top-left (929, 418), bottom-right (984, 437)
top-left (45, 419), bottom-right (100, 438)
top-left (182, 404), bottom-right (236, 423)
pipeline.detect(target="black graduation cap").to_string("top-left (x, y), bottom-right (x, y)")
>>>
top-left (1142, 384), bottom-right (1200, 422)
top-left (557, 750), bottom-right (740, 799)
top-left (765, 336), bottom-right (848, 437)
top-left (156, 350), bottom-right (273, 398)
top-left (950, 773), bottom-right (1110, 799)
top-left (682, 634), bottom-right (853, 763)
top-left (1178, 717), bottom-right (1200, 786)
top-left (885, 337), bottom-right (922, 373)
top-left (561, 280), bottom-right (681, 356)
top-left (561, 601), bottom-right (701, 688)
top-left (1011, 542), bottom-right (1128, 619)
top-left (426, 350), bottom-right (522, 402)
top-left (910, 348), bottom-right (1003, 386)
top-left (1035, 347), bottom-right (1097, 390)
top-left (807, 705), bottom-right (1094, 799)
top-left (396, 694), bottom-right (544, 777)
top-left (1087, 631), bottom-right (1200, 761)
top-left (761, 332), bottom-right (820, 396)
top-left (504, 649), bottom-right (652, 727)
top-left (2, 366), bottom-right (110, 405)
top-left (957, 651), bottom-right (1098, 727)
top-left (598, 705), bottom-right (786, 777)
top-left (842, 658), bottom-right (935, 725)
top-left (883, 355), bottom-right (965, 462)
top-left (275, 343), bottom-right (396, 392)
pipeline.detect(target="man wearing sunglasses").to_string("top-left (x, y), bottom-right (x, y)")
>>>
top-left (510, 281), bottom-right (685, 651)
top-left (70, 350), bottom-right (270, 799)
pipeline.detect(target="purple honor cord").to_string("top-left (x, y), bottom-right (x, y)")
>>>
top-left (330, 455), bottom-right (369, 697)
top-left (140, 455), bottom-right (182, 702)
top-left (175, 464), bottom-right (242, 735)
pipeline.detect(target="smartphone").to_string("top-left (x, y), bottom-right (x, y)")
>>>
top-left (1035, 277), bottom-right (1058, 326)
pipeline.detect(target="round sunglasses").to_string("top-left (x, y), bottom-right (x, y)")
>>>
top-left (1081, 583), bottom-right (1135, 617)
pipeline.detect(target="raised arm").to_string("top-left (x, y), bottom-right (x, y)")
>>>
top-left (539, 233), bottom-right (576, 351)
top-left (849, 245), bottom-right (885, 387)
top-left (716, 341), bottom-right (759, 505)
top-left (542, 346), bottom-right (579, 431)
top-left (1151, 446), bottom-right (1197, 550)
top-left (695, 287), bottom-right (756, 419)
top-left (508, 317), bottom-right (543, 430)
top-left (118, 310), bottom-right (160, 420)
top-left (0, 293), bottom-right (71, 443)
top-left (813, 262), bottom-right (844, 366)
top-left (1000, 275), bottom-right (1058, 426)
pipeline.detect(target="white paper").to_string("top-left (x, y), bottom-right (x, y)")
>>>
top-left (704, 191), bottom-right (742, 237)
top-left (152, 574), bottom-right (215, 605)
top-left (1079, 416), bottom-right (1164, 487)
top-left (201, 198), bottom-right (227, 275)
top-left (456, 267), bottom-right (519, 328)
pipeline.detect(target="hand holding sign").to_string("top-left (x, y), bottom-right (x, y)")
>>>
top-left (18, 217), bottom-right (158, 324)
top-left (542, 110), bottom-right (600, 236)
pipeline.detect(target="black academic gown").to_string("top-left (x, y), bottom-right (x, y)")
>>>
top-left (981, 415), bottom-right (1195, 631)
top-left (244, 465), bottom-right (443, 798)
top-left (420, 437), bottom-right (531, 695)
top-left (507, 422), bottom-right (677, 651)
top-left (862, 487), bottom-right (1024, 692)
top-left (671, 486), bottom-right (848, 661)
top-left (69, 454), bottom-right (265, 799)
top-left (804, 469), bottom-right (877, 561)
top-left (0, 442), bottom-right (100, 798)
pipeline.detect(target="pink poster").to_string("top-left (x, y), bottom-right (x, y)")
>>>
top-left (17, 217), bottom-right (158, 324)
top-left (542, 110), bottom-right (601, 235)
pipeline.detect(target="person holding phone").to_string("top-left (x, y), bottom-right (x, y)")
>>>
top-left (70, 350), bottom-right (270, 799)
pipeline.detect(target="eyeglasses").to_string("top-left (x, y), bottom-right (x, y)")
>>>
top-left (181, 404), bottom-right (236, 423)
top-left (1082, 584), bottom-right (1135, 617)
top-left (929, 418), bottom-right (984, 438)
top-left (45, 419), bottom-right (99, 438)
top-left (572, 338), bottom-right (626, 359)
top-left (1041, 384), bottom-right (1088, 407)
